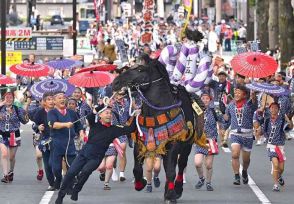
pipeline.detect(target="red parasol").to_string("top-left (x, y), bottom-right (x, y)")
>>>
top-left (68, 71), bottom-right (115, 88)
top-left (10, 63), bottom-right (51, 77)
top-left (230, 52), bottom-right (278, 78)
top-left (76, 64), bottom-right (117, 74)
top-left (0, 74), bottom-right (15, 85)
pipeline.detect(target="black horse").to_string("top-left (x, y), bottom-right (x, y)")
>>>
top-left (112, 60), bottom-right (205, 203)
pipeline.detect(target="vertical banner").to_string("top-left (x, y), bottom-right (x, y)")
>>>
top-left (140, 0), bottom-right (155, 45)
top-left (181, 0), bottom-right (193, 38)
top-left (94, 0), bottom-right (104, 22)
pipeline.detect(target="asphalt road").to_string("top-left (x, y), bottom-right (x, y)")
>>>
top-left (0, 124), bottom-right (293, 204)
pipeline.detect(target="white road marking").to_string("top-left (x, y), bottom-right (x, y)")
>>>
top-left (239, 165), bottom-right (271, 204)
top-left (222, 146), bottom-right (271, 203)
top-left (39, 191), bottom-right (54, 204)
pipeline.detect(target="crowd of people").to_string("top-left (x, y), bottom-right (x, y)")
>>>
top-left (1, 15), bottom-right (294, 204)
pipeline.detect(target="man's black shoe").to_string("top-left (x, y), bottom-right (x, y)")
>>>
top-left (242, 170), bottom-right (248, 184)
top-left (70, 192), bottom-right (79, 201)
top-left (100, 172), bottom-right (105, 181)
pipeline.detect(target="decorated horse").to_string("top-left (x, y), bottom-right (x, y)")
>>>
top-left (112, 60), bottom-right (207, 203)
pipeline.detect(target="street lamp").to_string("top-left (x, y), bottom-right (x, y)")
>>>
top-left (1, 0), bottom-right (7, 76)
top-left (73, 0), bottom-right (77, 55)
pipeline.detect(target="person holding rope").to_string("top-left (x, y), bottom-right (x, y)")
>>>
top-left (48, 91), bottom-right (85, 190)
top-left (33, 92), bottom-right (55, 190)
top-left (55, 104), bottom-right (139, 204)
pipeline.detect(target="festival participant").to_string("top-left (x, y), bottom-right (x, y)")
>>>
top-left (48, 91), bottom-right (85, 189)
top-left (257, 102), bottom-right (293, 191)
top-left (223, 85), bottom-right (257, 185)
top-left (209, 70), bottom-right (233, 147)
top-left (71, 87), bottom-right (92, 130)
top-left (111, 91), bottom-right (132, 182)
top-left (24, 90), bottom-right (45, 181)
top-left (0, 92), bottom-right (29, 183)
top-left (194, 91), bottom-right (223, 191)
top-left (34, 92), bottom-right (55, 190)
top-left (144, 156), bottom-right (161, 193)
top-left (55, 104), bottom-right (139, 204)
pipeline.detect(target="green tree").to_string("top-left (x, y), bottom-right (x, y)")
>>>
top-left (279, 0), bottom-right (294, 69)
top-left (268, 0), bottom-right (279, 51)
top-left (257, 0), bottom-right (269, 52)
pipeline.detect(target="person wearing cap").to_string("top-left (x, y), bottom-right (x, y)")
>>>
top-left (223, 85), bottom-right (257, 185)
top-left (209, 69), bottom-right (234, 147)
top-left (194, 91), bottom-right (224, 191)
top-left (0, 92), bottom-right (30, 183)
top-left (33, 92), bottom-right (55, 190)
top-left (255, 102), bottom-right (293, 192)
top-left (224, 25), bottom-right (233, 51)
top-left (55, 104), bottom-right (139, 204)
top-left (47, 91), bottom-right (85, 190)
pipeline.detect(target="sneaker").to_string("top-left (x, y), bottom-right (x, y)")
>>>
top-left (233, 174), bottom-right (241, 185)
top-left (104, 184), bottom-right (111, 190)
top-left (119, 172), bottom-right (126, 182)
top-left (120, 176), bottom-right (126, 182)
top-left (47, 186), bottom-right (56, 191)
top-left (99, 172), bottom-right (105, 181)
top-left (206, 182), bottom-right (214, 191)
top-left (272, 184), bottom-right (280, 192)
top-left (278, 176), bottom-right (285, 186)
top-left (242, 170), bottom-right (249, 184)
top-left (222, 142), bottom-right (228, 148)
top-left (195, 177), bottom-right (205, 189)
top-left (145, 184), bottom-right (152, 193)
top-left (7, 171), bottom-right (13, 182)
top-left (153, 177), bottom-right (160, 188)
top-left (111, 169), bottom-right (118, 181)
top-left (1, 175), bottom-right (10, 183)
top-left (256, 139), bottom-right (262, 146)
top-left (37, 169), bottom-right (44, 181)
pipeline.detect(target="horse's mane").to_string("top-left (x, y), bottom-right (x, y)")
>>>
top-left (149, 59), bottom-right (171, 84)
top-left (185, 28), bottom-right (204, 43)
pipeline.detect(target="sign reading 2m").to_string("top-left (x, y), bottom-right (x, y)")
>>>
top-left (0, 28), bottom-right (32, 39)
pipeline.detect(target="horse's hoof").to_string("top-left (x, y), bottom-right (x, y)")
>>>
top-left (165, 199), bottom-right (177, 204)
top-left (174, 181), bottom-right (183, 199)
top-left (134, 179), bottom-right (147, 191)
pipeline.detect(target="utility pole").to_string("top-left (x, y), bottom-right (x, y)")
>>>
top-left (1, 0), bottom-right (7, 76)
top-left (73, 0), bottom-right (77, 55)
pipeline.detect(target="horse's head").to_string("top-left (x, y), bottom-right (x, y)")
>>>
top-left (112, 65), bottom-right (151, 92)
